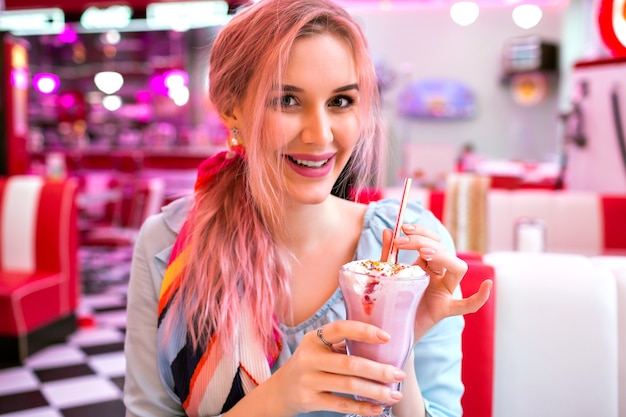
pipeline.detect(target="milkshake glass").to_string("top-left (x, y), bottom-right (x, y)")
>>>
top-left (338, 260), bottom-right (429, 417)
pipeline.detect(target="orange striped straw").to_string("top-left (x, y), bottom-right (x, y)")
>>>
top-left (387, 178), bottom-right (413, 264)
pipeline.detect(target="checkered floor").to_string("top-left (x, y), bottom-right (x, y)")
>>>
top-left (0, 252), bottom-right (130, 417)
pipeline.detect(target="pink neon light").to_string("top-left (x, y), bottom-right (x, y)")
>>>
top-left (10, 68), bottom-right (29, 90)
top-left (33, 73), bottom-right (60, 94)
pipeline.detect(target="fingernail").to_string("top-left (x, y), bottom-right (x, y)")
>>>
top-left (377, 329), bottom-right (391, 341)
top-left (402, 224), bottom-right (416, 231)
top-left (393, 369), bottom-right (406, 381)
top-left (390, 390), bottom-right (403, 400)
top-left (395, 236), bottom-right (409, 244)
top-left (371, 405), bottom-right (384, 413)
top-left (420, 247), bottom-right (436, 261)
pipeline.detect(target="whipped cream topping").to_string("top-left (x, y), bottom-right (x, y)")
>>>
top-left (343, 260), bottom-right (426, 278)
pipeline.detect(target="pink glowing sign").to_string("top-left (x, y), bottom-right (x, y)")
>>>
top-left (58, 25), bottom-right (78, 44)
top-left (10, 68), bottom-right (29, 90)
top-left (598, 0), bottom-right (626, 56)
top-left (150, 70), bottom-right (188, 96)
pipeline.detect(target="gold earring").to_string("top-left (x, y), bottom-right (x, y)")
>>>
top-left (226, 128), bottom-right (245, 159)
top-left (229, 128), bottom-right (241, 148)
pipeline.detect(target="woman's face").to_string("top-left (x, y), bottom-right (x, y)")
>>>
top-left (266, 32), bottom-right (361, 205)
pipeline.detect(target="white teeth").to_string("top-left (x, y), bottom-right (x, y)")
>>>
top-left (291, 157), bottom-right (329, 168)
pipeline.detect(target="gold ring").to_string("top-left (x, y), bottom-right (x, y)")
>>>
top-left (316, 326), bottom-right (333, 348)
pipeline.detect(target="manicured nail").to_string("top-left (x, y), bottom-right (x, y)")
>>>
top-left (395, 236), bottom-right (409, 244)
top-left (420, 247), bottom-right (436, 261)
top-left (377, 329), bottom-right (391, 341)
top-left (390, 390), bottom-right (403, 400)
top-left (393, 369), bottom-right (406, 381)
top-left (402, 224), bottom-right (416, 231)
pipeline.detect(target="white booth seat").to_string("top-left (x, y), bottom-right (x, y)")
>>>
top-left (483, 252), bottom-right (619, 417)
top-left (590, 256), bottom-right (626, 417)
top-left (615, 272), bottom-right (626, 417)
top-left (486, 190), bottom-right (603, 255)
top-left (381, 185), bottom-right (607, 256)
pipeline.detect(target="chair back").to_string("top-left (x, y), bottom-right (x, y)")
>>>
top-left (0, 175), bottom-right (79, 311)
top-left (111, 177), bottom-right (165, 229)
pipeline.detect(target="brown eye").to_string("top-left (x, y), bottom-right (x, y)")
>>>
top-left (280, 95), bottom-right (297, 107)
top-left (267, 94), bottom-right (298, 109)
top-left (329, 96), bottom-right (354, 109)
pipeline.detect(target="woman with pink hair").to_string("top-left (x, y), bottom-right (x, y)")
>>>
top-left (123, 1), bottom-right (491, 416)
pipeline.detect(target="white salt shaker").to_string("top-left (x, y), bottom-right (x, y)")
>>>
top-left (514, 217), bottom-right (546, 253)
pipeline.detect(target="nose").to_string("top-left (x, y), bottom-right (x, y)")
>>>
top-left (301, 106), bottom-right (333, 145)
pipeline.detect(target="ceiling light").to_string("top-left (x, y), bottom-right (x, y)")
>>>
top-left (102, 95), bottom-right (123, 111)
top-left (80, 5), bottom-right (132, 30)
top-left (146, 1), bottom-right (229, 31)
top-left (450, 1), bottom-right (480, 27)
top-left (33, 73), bottom-right (60, 94)
top-left (102, 30), bottom-right (121, 45)
top-left (512, 4), bottom-right (543, 29)
top-left (0, 8), bottom-right (65, 36)
top-left (169, 86), bottom-right (189, 106)
top-left (163, 70), bottom-right (188, 89)
top-left (94, 71), bottom-right (124, 95)
top-left (380, 0), bottom-right (393, 11)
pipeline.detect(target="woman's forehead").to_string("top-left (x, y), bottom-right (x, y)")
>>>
top-left (281, 34), bottom-right (357, 87)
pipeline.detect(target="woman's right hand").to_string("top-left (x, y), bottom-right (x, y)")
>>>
top-left (267, 320), bottom-right (406, 416)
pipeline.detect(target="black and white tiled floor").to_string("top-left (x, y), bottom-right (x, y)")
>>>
top-left (0, 257), bottom-right (129, 417)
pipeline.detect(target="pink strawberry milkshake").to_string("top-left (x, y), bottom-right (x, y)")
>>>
top-left (339, 260), bottom-right (429, 372)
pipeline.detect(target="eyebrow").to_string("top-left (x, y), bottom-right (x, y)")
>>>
top-left (279, 83), bottom-right (359, 93)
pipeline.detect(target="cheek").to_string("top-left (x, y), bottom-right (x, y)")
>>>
top-left (335, 116), bottom-right (361, 149)
top-left (264, 114), bottom-right (289, 151)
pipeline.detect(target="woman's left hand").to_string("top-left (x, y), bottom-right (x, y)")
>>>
top-left (381, 224), bottom-right (492, 341)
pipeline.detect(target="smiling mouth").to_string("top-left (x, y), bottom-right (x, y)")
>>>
top-left (287, 155), bottom-right (330, 168)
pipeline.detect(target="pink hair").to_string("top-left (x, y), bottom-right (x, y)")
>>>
top-left (175, 0), bottom-right (385, 354)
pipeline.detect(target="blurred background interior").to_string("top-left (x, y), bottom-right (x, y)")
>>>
top-left (0, 0), bottom-right (625, 416)
top-left (2, 0), bottom-right (625, 192)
